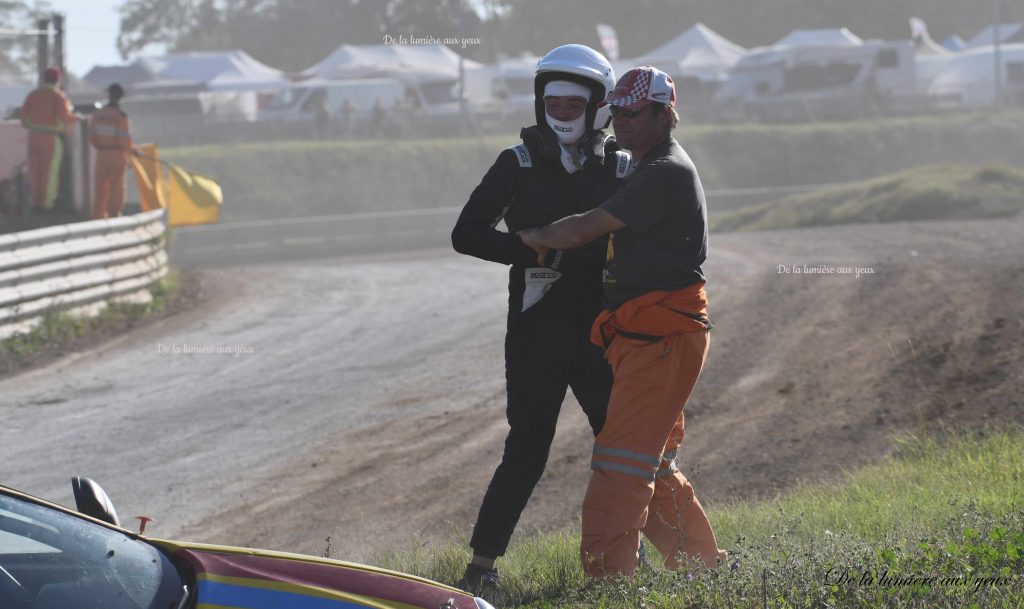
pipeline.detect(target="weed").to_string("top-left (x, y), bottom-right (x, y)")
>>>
top-left (0, 271), bottom-right (198, 376)
top-left (376, 429), bottom-right (1024, 608)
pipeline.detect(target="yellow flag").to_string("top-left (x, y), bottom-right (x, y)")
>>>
top-left (130, 143), bottom-right (165, 212)
top-left (167, 163), bottom-right (222, 226)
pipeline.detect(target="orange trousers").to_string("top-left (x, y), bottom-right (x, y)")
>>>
top-left (27, 132), bottom-right (62, 209)
top-left (93, 151), bottom-right (128, 219)
top-left (581, 330), bottom-right (726, 578)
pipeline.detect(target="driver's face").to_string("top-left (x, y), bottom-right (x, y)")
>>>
top-left (544, 95), bottom-right (587, 121)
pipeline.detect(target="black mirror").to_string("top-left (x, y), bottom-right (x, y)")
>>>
top-left (73, 101), bottom-right (102, 115)
top-left (71, 477), bottom-right (120, 527)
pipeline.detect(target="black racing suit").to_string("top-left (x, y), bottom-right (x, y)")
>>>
top-left (451, 127), bottom-right (629, 558)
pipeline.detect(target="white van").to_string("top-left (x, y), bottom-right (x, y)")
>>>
top-left (259, 78), bottom-right (404, 123)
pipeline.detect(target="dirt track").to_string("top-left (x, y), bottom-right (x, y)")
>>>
top-left (170, 216), bottom-right (1024, 562)
top-left (3, 216), bottom-right (1022, 565)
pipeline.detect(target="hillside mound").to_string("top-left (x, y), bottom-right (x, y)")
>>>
top-left (712, 164), bottom-right (1024, 232)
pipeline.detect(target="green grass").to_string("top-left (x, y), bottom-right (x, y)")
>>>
top-left (711, 164), bottom-right (1024, 233)
top-left (0, 271), bottom-right (193, 376)
top-left (376, 428), bottom-right (1024, 608)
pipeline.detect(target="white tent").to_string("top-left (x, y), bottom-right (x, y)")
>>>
top-left (775, 28), bottom-right (863, 48)
top-left (135, 51), bottom-right (290, 91)
top-left (308, 44), bottom-right (483, 83)
top-left (965, 23), bottom-right (1024, 49)
top-left (305, 43), bottom-right (491, 111)
top-left (716, 27), bottom-right (866, 102)
top-left (714, 28), bottom-right (922, 119)
top-left (928, 42), bottom-right (1024, 107)
top-left (623, 23), bottom-right (746, 82)
top-left (81, 64), bottom-right (207, 105)
top-left (83, 63), bottom-right (161, 90)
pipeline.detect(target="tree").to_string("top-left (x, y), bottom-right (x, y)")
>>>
top-left (243, 0), bottom-right (393, 70)
top-left (116, 0), bottom-right (1024, 73)
top-left (483, 0), bottom-right (740, 60)
top-left (0, 0), bottom-right (52, 81)
top-left (116, 0), bottom-right (275, 59)
top-left (116, 0), bottom-right (193, 59)
top-left (115, 0), bottom-right (488, 72)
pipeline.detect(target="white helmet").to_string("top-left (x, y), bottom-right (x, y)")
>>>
top-left (535, 44), bottom-right (616, 132)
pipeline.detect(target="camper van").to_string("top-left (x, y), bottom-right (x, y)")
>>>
top-left (926, 43), bottom-right (1024, 109)
top-left (259, 78), bottom-right (404, 124)
top-left (715, 40), bottom-right (917, 122)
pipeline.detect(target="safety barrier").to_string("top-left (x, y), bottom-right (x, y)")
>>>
top-left (0, 209), bottom-right (168, 340)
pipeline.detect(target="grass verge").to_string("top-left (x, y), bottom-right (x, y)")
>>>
top-left (377, 428), bottom-right (1024, 608)
top-left (711, 164), bottom-right (1024, 233)
top-left (0, 271), bottom-right (202, 378)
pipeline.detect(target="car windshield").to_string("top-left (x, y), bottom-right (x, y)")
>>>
top-left (419, 80), bottom-right (459, 104)
top-left (264, 87), bottom-right (309, 110)
top-left (0, 492), bottom-right (185, 609)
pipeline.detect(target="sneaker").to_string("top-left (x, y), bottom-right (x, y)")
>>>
top-left (456, 563), bottom-right (500, 603)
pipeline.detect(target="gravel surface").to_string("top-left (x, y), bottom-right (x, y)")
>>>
top-left (2, 216), bottom-right (1021, 563)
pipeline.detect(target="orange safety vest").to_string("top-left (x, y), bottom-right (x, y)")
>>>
top-left (20, 85), bottom-right (77, 134)
top-left (89, 105), bottom-right (133, 152)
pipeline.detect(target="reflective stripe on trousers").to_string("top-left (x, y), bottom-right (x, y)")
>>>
top-left (26, 132), bottom-right (62, 209)
top-left (591, 445), bottom-right (660, 480)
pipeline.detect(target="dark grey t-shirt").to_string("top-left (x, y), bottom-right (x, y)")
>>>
top-left (599, 136), bottom-right (708, 310)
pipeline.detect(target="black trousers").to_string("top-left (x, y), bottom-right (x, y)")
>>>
top-left (469, 286), bottom-right (612, 558)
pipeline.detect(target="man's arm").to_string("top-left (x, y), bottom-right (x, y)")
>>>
top-left (518, 208), bottom-right (624, 265)
top-left (59, 90), bottom-right (79, 125)
top-left (452, 150), bottom-right (539, 267)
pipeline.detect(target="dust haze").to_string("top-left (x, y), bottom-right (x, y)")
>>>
top-left (2, 0), bottom-right (1022, 563)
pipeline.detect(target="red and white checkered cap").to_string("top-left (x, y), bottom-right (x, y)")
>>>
top-left (599, 65), bottom-right (676, 109)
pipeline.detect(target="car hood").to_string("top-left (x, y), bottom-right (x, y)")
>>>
top-left (150, 539), bottom-right (476, 609)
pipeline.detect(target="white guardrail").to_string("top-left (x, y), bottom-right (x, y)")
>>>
top-left (0, 209), bottom-right (169, 340)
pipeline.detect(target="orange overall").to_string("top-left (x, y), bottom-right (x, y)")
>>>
top-left (19, 85), bottom-right (77, 210)
top-left (581, 283), bottom-right (727, 578)
top-left (89, 105), bottom-right (133, 219)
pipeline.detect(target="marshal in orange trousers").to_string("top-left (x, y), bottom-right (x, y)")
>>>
top-left (93, 150), bottom-right (128, 219)
top-left (580, 329), bottom-right (726, 578)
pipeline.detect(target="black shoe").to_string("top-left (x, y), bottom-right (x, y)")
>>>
top-left (638, 540), bottom-right (650, 570)
top-left (456, 563), bottom-right (500, 603)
